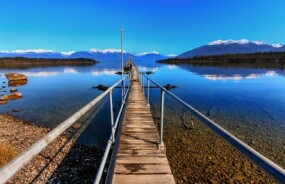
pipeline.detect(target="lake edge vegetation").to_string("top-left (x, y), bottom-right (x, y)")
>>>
top-left (157, 52), bottom-right (285, 69)
top-left (0, 57), bottom-right (97, 69)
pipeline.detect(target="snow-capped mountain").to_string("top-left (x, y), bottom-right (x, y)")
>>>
top-left (178, 39), bottom-right (284, 58)
top-left (0, 49), bottom-right (172, 63)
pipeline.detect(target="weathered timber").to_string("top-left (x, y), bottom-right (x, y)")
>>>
top-left (112, 67), bottom-right (175, 184)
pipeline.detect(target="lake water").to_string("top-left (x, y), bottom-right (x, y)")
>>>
top-left (1, 61), bottom-right (285, 167)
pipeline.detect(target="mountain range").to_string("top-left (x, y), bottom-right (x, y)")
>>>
top-left (0, 49), bottom-right (171, 64)
top-left (1, 39), bottom-right (285, 62)
top-left (178, 39), bottom-right (285, 58)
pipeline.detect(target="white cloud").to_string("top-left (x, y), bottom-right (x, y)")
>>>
top-left (63, 67), bottom-right (78, 74)
top-left (136, 51), bottom-right (159, 56)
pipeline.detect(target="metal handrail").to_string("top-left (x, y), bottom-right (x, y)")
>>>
top-left (93, 73), bottom-right (132, 184)
top-left (142, 74), bottom-right (285, 183)
top-left (0, 74), bottom-right (131, 184)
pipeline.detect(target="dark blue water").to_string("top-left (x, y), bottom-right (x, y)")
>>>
top-left (1, 61), bottom-right (285, 154)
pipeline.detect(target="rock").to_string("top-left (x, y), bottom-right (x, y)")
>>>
top-left (0, 92), bottom-right (22, 101)
top-left (5, 73), bottom-right (27, 81)
top-left (232, 172), bottom-right (244, 181)
top-left (72, 123), bottom-right (81, 129)
top-left (10, 88), bottom-right (18, 93)
top-left (97, 85), bottom-right (108, 91)
top-left (12, 109), bottom-right (20, 112)
top-left (8, 80), bottom-right (28, 87)
top-left (165, 84), bottom-right (172, 90)
top-left (0, 101), bottom-right (8, 105)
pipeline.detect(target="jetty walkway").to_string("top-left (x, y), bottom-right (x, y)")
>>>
top-left (112, 67), bottom-right (175, 183)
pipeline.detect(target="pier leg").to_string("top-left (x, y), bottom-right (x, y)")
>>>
top-left (147, 78), bottom-right (150, 105)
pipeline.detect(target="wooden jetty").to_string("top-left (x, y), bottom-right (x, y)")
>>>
top-left (112, 67), bottom-right (175, 184)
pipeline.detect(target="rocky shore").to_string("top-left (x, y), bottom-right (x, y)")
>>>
top-left (157, 110), bottom-right (278, 184)
top-left (0, 114), bottom-right (103, 184)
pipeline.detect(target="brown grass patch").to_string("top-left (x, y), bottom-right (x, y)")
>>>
top-left (0, 142), bottom-right (18, 167)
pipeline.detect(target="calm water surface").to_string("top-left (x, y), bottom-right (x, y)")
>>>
top-left (1, 61), bottom-right (285, 154)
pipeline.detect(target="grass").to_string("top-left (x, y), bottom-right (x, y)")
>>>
top-left (0, 142), bottom-right (18, 167)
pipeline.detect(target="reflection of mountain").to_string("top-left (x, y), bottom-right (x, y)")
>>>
top-left (3, 67), bottom-right (122, 78)
top-left (180, 65), bottom-right (283, 80)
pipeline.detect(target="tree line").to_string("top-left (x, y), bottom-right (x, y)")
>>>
top-left (157, 52), bottom-right (285, 69)
top-left (0, 57), bottom-right (97, 69)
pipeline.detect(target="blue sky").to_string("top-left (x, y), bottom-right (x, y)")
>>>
top-left (0, 0), bottom-right (285, 55)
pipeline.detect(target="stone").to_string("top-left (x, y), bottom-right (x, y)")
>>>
top-left (72, 123), bottom-right (81, 129)
top-left (0, 101), bottom-right (8, 105)
top-left (5, 73), bottom-right (27, 81)
top-left (0, 92), bottom-right (22, 101)
top-left (12, 109), bottom-right (20, 112)
top-left (8, 80), bottom-right (28, 87)
top-left (10, 88), bottom-right (18, 93)
top-left (232, 172), bottom-right (245, 181)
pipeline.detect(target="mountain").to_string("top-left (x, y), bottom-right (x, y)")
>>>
top-left (0, 49), bottom-right (170, 64)
top-left (178, 39), bottom-right (284, 58)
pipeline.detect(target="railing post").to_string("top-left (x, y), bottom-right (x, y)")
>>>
top-left (142, 74), bottom-right (144, 94)
top-left (147, 78), bottom-right (150, 105)
top-left (109, 91), bottom-right (115, 143)
top-left (159, 89), bottom-right (165, 146)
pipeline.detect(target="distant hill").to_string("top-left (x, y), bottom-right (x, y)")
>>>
top-left (178, 39), bottom-right (283, 58)
top-left (0, 49), bottom-right (172, 64)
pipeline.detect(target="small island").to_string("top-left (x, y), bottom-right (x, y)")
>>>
top-left (158, 52), bottom-right (285, 68)
top-left (0, 57), bottom-right (97, 69)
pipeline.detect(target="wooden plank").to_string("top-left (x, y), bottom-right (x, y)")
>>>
top-left (113, 175), bottom-right (175, 184)
top-left (112, 66), bottom-right (175, 184)
top-left (115, 164), bottom-right (172, 174)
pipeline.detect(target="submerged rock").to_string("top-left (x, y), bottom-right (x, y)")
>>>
top-left (10, 88), bottom-right (18, 93)
top-left (5, 73), bottom-right (27, 81)
top-left (0, 100), bottom-right (8, 105)
top-left (12, 109), bottom-right (20, 112)
top-left (0, 92), bottom-right (22, 101)
top-left (8, 80), bottom-right (28, 87)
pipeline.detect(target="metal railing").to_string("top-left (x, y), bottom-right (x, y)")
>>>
top-left (0, 74), bottom-right (131, 184)
top-left (141, 74), bottom-right (285, 183)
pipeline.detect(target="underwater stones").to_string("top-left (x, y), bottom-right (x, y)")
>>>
top-left (10, 88), bottom-right (18, 93)
top-left (0, 92), bottom-right (22, 101)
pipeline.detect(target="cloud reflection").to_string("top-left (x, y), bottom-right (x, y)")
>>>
top-left (203, 71), bottom-right (276, 81)
top-left (22, 71), bottom-right (59, 77)
top-left (138, 66), bottom-right (158, 72)
top-left (91, 69), bottom-right (117, 76)
top-left (63, 67), bottom-right (78, 74)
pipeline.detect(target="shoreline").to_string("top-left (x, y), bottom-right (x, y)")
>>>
top-left (0, 114), bottom-right (103, 184)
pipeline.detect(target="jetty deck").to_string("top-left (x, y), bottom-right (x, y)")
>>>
top-left (112, 67), bottom-right (175, 184)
